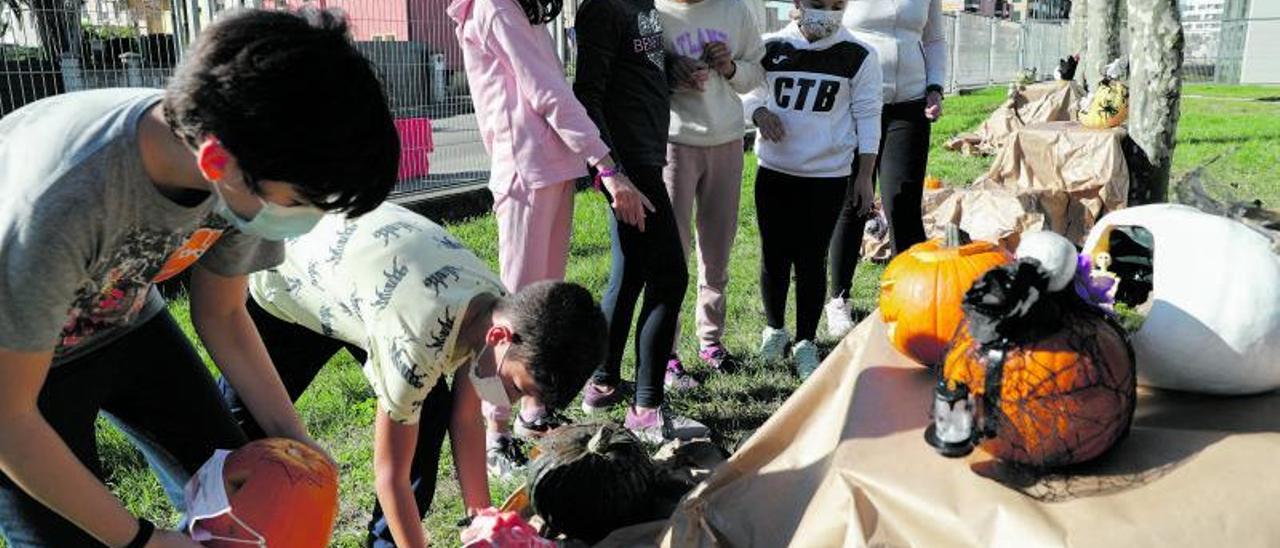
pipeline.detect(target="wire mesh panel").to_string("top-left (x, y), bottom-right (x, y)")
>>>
top-left (953, 12), bottom-right (993, 88)
top-left (990, 20), bottom-right (1022, 82)
top-left (942, 12), bottom-right (956, 91)
top-left (252, 0), bottom-right (488, 197)
top-left (1, 0), bottom-right (182, 116)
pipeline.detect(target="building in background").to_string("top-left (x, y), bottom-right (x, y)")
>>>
top-left (1008, 0), bottom-right (1071, 22)
top-left (1180, 0), bottom-right (1224, 63)
top-left (1230, 0), bottom-right (1280, 83)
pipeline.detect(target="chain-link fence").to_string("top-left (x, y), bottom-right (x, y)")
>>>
top-left (1, 1), bottom-right (1273, 199)
top-left (1, 0), bottom-right (488, 200)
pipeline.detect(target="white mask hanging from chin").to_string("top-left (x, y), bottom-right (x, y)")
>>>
top-left (184, 449), bottom-right (267, 546)
top-left (469, 344), bottom-right (512, 408)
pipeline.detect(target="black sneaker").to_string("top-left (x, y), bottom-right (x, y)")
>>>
top-left (486, 435), bottom-right (528, 479)
top-left (514, 409), bottom-right (573, 440)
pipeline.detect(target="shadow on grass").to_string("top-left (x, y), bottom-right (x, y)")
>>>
top-left (1179, 132), bottom-right (1280, 145)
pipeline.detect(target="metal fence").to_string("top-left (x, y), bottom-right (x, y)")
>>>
top-left (0, 1), bottom-right (1271, 199)
top-left (759, 5), bottom-right (1074, 92)
top-left (0, 0), bottom-right (488, 200)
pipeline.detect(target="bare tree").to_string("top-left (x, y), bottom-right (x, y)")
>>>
top-left (1084, 0), bottom-right (1121, 84)
top-left (1127, 0), bottom-right (1183, 204)
top-left (1068, 0), bottom-right (1089, 72)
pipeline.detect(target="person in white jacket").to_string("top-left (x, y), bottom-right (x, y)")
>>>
top-left (743, 0), bottom-right (882, 378)
top-left (824, 0), bottom-right (947, 338)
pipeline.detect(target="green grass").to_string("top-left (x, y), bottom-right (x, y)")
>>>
top-left (5, 84), bottom-right (1271, 548)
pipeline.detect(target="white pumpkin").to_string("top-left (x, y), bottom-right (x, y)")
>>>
top-left (1016, 231), bottom-right (1078, 292)
top-left (1083, 204), bottom-right (1280, 394)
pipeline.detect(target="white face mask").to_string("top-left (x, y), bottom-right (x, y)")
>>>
top-left (798, 7), bottom-right (843, 40)
top-left (212, 180), bottom-right (325, 242)
top-left (185, 449), bottom-right (267, 546)
top-left (469, 344), bottom-right (512, 408)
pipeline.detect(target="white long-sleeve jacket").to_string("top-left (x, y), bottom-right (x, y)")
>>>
top-left (743, 24), bottom-right (883, 178)
top-left (843, 0), bottom-right (947, 104)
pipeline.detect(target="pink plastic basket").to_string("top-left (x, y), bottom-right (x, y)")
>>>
top-left (394, 117), bottom-right (434, 180)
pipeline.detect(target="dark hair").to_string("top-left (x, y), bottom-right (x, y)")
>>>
top-left (528, 423), bottom-right (659, 543)
top-left (497, 281), bottom-right (606, 410)
top-left (163, 7), bottom-right (399, 216)
top-left (517, 0), bottom-right (563, 24)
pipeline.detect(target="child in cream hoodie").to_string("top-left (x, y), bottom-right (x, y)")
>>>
top-left (655, 0), bottom-right (766, 385)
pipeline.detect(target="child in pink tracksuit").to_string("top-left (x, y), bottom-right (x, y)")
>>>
top-left (449, 0), bottom-right (650, 475)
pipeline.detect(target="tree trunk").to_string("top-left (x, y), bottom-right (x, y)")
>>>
top-left (1068, 0), bottom-right (1088, 65)
top-left (1084, 0), bottom-right (1121, 84)
top-left (1127, 0), bottom-right (1183, 205)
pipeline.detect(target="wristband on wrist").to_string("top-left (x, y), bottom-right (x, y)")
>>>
top-left (124, 518), bottom-right (154, 548)
top-left (594, 165), bottom-right (621, 191)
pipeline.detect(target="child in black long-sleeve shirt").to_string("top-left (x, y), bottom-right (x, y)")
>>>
top-left (573, 0), bottom-right (707, 443)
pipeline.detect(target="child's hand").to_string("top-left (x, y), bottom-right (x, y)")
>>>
top-left (854, 174), bottom-right (875, 218)
top-left (702, 41), bottom-right (735, 79)
top-left (602, 172), bottom-right (656, 232)
top-left (670, 56), bottom-right (710, 92)
top-left (752, 108), bottom-right (786, 142)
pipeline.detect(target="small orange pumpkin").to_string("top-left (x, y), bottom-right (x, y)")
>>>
top-left (880, 226), bottom-right (1013, 366)
top-left (200, 438), bottom-right (339, 547)
top-left (933, 261), bottom-right (1136, 467)
top-left (924, 175), bottom-right (944, 190)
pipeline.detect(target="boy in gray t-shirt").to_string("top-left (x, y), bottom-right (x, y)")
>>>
top-left (0, 8), bottom-right (399, 547)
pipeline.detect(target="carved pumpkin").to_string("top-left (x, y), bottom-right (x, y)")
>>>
top-left (1080, 79), bottom-right (1129, 129)
top-left (1083, 204), bottom-right (1280, 394)
top-left (199, 438), bottom-right (339, 548)
top-left (880, 226), bottom-right (1014, 366)
top-left (929, 261), bottom-right (1136, 467)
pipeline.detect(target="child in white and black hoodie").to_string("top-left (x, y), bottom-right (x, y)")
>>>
top-left (743, 0), bottom-right (882, 378)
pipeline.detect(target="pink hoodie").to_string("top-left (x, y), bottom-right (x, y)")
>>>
top-left (448, 0), bottom-right (610, 193)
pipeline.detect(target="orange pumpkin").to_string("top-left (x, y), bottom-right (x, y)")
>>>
top-left (924, 175), bottom-right (944, 190)
top-left (200, 438), bottom-right (339, 547)
top-left (936, 262), bottom-right (1136, 467)
top-left (880, 226), bottom-right (1013, 366)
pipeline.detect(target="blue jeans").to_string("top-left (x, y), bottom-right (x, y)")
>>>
top-left (0, 312), bottom-right (246, 547)
top-left (217, 299), bottom-right (454, 547)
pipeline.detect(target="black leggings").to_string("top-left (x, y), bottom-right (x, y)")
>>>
top-left (756, 167), bottom-right (846, 342)
top-left (594, 164), bottom-right (689, 409)
top-left (218, 300), bottom-right (453, 548)
top-left (0, 311), bottom-right (247, 547)
top-left (829, 98), bottom-right (932, 298)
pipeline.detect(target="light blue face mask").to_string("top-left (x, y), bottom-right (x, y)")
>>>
top-left (213, 177), bottom-right (325, 241)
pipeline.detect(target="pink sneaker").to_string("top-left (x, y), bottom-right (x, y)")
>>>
top-left (698, 344), bottom-right (740, 373)
top-left (664, 356), bottom-right (700, 390)
top-left (580, 379), bottom-right (633, 414)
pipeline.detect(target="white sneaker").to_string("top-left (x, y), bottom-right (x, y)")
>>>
top-left (759, 326), bottom-right (790, 363)
top-left (824, 296), bottom-right (856, 339)
top-left (794, 340), bottom-right (821, 379)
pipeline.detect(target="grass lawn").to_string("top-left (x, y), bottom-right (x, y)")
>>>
top-left (19, 84), bottom-right (1271, 548)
